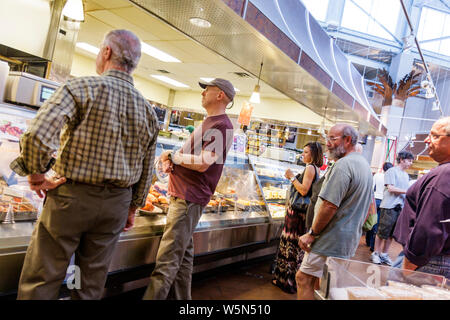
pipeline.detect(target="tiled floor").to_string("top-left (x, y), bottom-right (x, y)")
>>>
top-left (191, 236), bottom-right (403, 300)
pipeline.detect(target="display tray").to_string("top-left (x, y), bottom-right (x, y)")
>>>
top-left (152, 203), bottom-right (169, 214)
top-left (138, 205), bottom-right (164, 216)
top-left (224, 198), bottom-right (266, 211)
top-left (0, 211), bottom-right (37, 222)
top-left (319, 257), bottom-right (449, 300)
top-left (203, 205), bottom-right (229, 213)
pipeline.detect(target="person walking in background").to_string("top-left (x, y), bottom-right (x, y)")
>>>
top-left (143, 78), bottom-right (235, 300)
top-left (296, 124), bottom-right (373, 300)
top-left (393, 117), bottom-right (450, 279)
top-left (272, 142), bottom-right (323, 294)
top-left (372, 151), bottom-right (414, 266)
top-left (365, 162), bottom-right (393, 252)
top-left (10, 30), bottom-right (159, 299)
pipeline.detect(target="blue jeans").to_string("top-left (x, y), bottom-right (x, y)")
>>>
top-left (365, 198), bottom-right (381, 250)
top-left (416, 255), bottom-right (450, 280)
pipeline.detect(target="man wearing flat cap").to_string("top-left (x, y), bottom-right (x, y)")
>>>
top-left (143, 78), bottom-right (235, 300)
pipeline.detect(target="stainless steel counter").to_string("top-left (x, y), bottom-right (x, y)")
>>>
top-left (0, 211), bottom-right (281, 295)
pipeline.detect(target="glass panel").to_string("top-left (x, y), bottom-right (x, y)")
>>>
top-left (342, 0), bottom-right (399, 40)
top-left (301, 0), bottom-right (330, 22)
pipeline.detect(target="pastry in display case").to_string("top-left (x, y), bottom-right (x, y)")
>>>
top-left (316, 257), bottom-right (449, 300)
top-left (249, 155), bottom-right (304, 219)
top-left (0, 106), bottom-right (43, 223)
top-left (137, 137), bottom-right (270, 229)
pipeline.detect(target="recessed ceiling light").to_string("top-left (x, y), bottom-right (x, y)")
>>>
top-left (189, 17), bottom-right (211, 28)
top-left (294, 88), bottom-right (306, 93)
top-left (141, 42), bottom-right (181, 63)
top-left (76, 42), bottom-right (99, 55)
top-left (151, 75), bottom-right (189, 88)
top-left (200, 77), bottom-right (215, 82)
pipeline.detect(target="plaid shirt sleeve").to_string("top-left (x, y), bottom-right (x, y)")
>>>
top-left (131, 117), bottom-right (159, 208)
top-left (9, 84), bottom-right (77, 176)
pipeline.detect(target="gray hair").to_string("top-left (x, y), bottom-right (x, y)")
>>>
top-left (342, 125), bottom-right (359, 146)
top-left (103, 30), bottom-right (141, 73)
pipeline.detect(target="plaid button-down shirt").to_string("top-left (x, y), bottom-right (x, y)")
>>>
top-left (10, 70), bottom-right (159, 208)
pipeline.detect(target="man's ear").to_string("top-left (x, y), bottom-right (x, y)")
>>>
top-left (103, 46), bottom-right (112, 60)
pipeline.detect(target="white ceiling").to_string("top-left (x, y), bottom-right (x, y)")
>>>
top-left (76, 0), bottom-right (289, 99)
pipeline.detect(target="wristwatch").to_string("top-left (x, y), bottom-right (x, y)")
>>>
top-left (290, 176), bottom-right (296, 183)
top-left (308, 228), bottom-right (320, 238)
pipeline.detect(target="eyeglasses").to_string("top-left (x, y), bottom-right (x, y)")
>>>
top-left (427, 133), bottom-right (450, 140)
top-left (326, 136), bottom-right (342, 142)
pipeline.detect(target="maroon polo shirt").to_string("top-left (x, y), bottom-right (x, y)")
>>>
top-left (168, 114), bottom-right (233, 206)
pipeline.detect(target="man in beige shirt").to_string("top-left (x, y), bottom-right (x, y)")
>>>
top-left (10, 29), bottom-right (158, 299)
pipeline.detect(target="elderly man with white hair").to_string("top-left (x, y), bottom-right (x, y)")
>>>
top-left (10, 29), bottom-right (159, 299)
top-left (296, 124), bottom-right (373, 300)
top-left (393, 117), bottom-right (450, 280)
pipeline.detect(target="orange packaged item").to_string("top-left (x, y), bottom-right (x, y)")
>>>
top-left (142, 201), bottom-right (154, 212)
top-left (147, 193), bottom-right (158, 203)
top-left (158, 196), bottom-right (169, 204)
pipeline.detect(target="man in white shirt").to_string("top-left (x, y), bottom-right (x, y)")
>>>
top-left (372, 151), bottom-right (413, 265)
top-left (365, 162), bottom-right (393, 251)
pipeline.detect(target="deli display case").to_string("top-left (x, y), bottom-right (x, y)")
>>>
top-left (315, 257), bottom-right (449, 300)
top-left (0, 110), bottom-right (280, 296)
top-left (249, 155), bottom-right (304, 220)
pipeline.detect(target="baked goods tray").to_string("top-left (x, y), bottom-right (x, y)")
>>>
top-left (224, 199), bottom-right (266, 211)
top-left (203, 205), bottom-right (229, 213)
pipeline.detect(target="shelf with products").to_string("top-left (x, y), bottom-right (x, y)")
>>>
top-left (249, 155), bottom-right (304, 219)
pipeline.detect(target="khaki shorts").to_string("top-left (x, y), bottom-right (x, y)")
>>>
top-left (299, 251), bottom-right (328, 278)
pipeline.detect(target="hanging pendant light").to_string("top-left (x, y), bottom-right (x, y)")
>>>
top-left (250, 62), bottom-right (263, 104)
top-left (62, 0), bottom-right (85, 22)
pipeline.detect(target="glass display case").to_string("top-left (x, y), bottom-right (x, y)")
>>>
top-left (249, 155), bottom-right (304, 219)
top-left (138, 136), bottom-right (271, 231)
top-left (0, 103), bottom-right (43, 223)
top-left (316, 257), bottom-right (449, 300)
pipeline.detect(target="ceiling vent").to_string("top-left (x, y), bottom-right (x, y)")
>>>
top-left (232, 72), bottom-right (253, 78)
top-left (156, 69), bottom-right (170, 74)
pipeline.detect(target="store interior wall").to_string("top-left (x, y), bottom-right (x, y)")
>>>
top-left (71, 53), bottom-right (325, 128)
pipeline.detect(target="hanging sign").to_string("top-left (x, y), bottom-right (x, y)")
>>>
top-left (237, 101), bottom-right (254, 126)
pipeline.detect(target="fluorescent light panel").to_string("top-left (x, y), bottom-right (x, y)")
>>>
top-left (151, 75), bottom-right (189, 88)
top-left (76, 42), bottom-right (100, 55)
top-left (141, 42), bottom-right (181, 63)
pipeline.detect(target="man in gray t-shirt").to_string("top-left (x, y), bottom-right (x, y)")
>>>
top-left (296, 124), bottom-right (373, 300)
top-left (372, 151), bottom-right (413, 266)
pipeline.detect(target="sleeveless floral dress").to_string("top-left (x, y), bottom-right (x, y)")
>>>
top-left (272, 165), bottom-right (317, 293)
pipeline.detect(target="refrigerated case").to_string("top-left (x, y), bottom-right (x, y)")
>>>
top-left (315, 257), bottom-right (449, 300)
top-left (249, 155), bottom-right (304, 220)
top-left (0, 112), bottom-right (280, 296)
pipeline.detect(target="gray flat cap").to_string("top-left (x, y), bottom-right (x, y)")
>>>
top-left (199, 78), bottom-right (236, 101)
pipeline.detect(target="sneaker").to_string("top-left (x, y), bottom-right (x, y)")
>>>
top-left (380, 253), bottom-right (393, 266)
top-left (371, 252), bottom-right (381, 264)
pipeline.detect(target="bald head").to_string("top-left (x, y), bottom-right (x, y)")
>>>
top-left (434, 117), bottom-right (450, 135)
top-left (425, 116), bottom-right (450, 164)
top-left (327, 124), bottom-right (360, 160)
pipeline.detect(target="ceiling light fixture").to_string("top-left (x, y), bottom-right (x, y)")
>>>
top-left (62, 0), bottom-right (85, 21)
top-left (294, 88), bottom-right (306, 93)
top-left (189, 17), bottom-right (211, 28)
top-left (200, 77), bottom-right (215, 82)
top-left (141, 42), bottom-right (181, 63)
top-left (151, 75), bottom-right (189, 88)
top-left (250, 62), bottom-right (263, 104)
top-left (76, 42), bottom-right (99, 55)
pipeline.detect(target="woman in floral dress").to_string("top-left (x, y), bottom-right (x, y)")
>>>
top-left (272, 142), bottom-right (323, 293)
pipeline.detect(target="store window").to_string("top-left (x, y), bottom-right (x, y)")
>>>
top-left (341, 0), bottom-right (400, 41)
top-left (301, 0), bottom-right (329, 22)
top-left (417, 7), bottom-right (450, 57)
